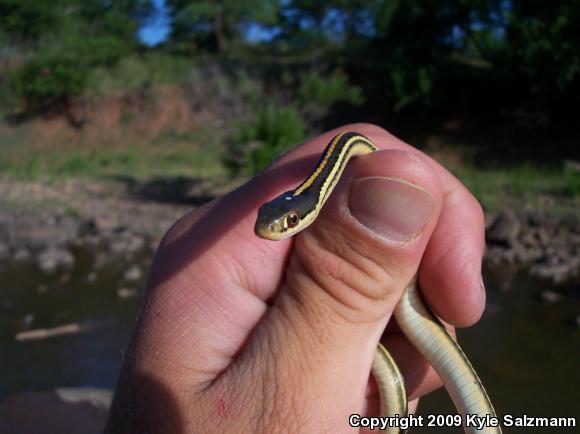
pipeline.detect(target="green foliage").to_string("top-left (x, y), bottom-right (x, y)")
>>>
top-left (8, 35), bottom-right (135, 111)
top-left (0, 137), bottom-right (226, 180)
top-left (168, 0), bottom-right (279, 52)
top-left (0, 0), bottom-right (56, 42)
top-left (454, 163), bottom-right (580, 212)
top-left (2, 0), bottom-right (580, 157)
top-left (297, 69), bottom-right (365, 116)
top-left (390, 66), bottom-right (433, 112)
top-left (9, 55), bottom-right (86, 110)
top-left (87, 53), bottom-right (192, 95)
top-left (504, 0), bottom-right (580, 106)
top-left (232, 104), bottom-right (307, 175)
top-left (2, 0), bottom-right (148, 113)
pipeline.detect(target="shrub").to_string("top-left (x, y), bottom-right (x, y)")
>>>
top-left (297, 69), bottom-right (365, 117)
top-left (229, 103), bottom-right (307, 175)
top-left (9, 55), bottom-right (86, 111)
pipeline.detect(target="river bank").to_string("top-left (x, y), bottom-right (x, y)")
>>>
top-left (0, 177), bottom-right (578, 293)
top-left (0, 179), bottom-right (580, 285)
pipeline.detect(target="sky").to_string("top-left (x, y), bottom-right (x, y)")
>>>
top-left (137, 0), bottom-right (281, 46)
top-left (138, 0), bottom-right (171, 46)
top-left (137, 0), bottom-right (507, 47)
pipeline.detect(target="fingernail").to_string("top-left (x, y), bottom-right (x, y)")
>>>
top-left (349, 177), bottom-right (436, 241)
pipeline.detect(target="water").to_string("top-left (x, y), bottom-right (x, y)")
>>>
top-left (1, 256), bottom-right (579, 431)
top-left (0, 249), bottom-right (143, 395)
top-left (417, 266), bottom-right (580, 432)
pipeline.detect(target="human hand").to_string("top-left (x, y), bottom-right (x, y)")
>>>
top-left (106, 123), bottom-right (486, 433)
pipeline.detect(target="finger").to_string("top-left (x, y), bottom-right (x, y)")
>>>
top-left (284, 123), bottom-right (486, 326)
top-left (213, 150), bottom-right (443, 431)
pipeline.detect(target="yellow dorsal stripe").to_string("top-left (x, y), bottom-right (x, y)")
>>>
top-left (293, 131), bottom-right (349, 196)
top-left (318, 136), bottom-right (376, 204)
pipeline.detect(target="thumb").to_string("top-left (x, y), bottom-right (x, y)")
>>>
top-left (216, 149), bottom-right (442, 432)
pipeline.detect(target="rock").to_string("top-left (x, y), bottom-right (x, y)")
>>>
top-left (92, 253), bottom-right (107, 270)
top-left (0, 243), bottom-right (9, 260)
top-left (559, 214), bottom-right (578, 232)
top-left (20, 313), bottom-right (35, 329)
top-left (78, 218), bottom-right (99, 236)
top-left (81, 234), bottom-right (101, 248)
top-left (536, 227), bottom-right (552, 247)
top-left (59, 274), bottom-right (71, 283)
top-left (9, 215), bottom-right (79, 248)
top-left (37, 247), bottom-right (75, 274)
top-left (0, 223), bottom-right (8, 243)
top-left (109, 240), bottom-right (125, 255)
top-left (484, 246), bottom-right (504, 264)
top-left (518, 229), bottom-right (537, 248)
top-left (87, 272), bottom-right (97, 283)
top-left (109, 233), bottom-right (145, 256)
top-left (93, 214), bottom-right (123, 233)
top-left (13, 248), bottom-right (31, 261)
top-left (575, 315), bottom-right (580, 328)
top-left (125, 234), bottom-right (146, 254)
top-left (486, 211), bottom-right (521, 246)
top-left (539, 289), bottom-right (562, 303)
top-left (117, 287), bottom-right (138, 299)
top-left (526, 210), bottom-right (548, 227)
top-left (123, 265), bottom-right (142, 282)
top-left (530, 263), bottom-right (577, 284)
top-left (149, 239), bottom-right (159, 253)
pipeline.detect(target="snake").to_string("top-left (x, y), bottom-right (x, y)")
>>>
top-left (254, 131), bottom-right (501, 433)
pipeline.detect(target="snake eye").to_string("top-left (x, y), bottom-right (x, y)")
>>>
top-left (286, 211), bottom-right (299, 228)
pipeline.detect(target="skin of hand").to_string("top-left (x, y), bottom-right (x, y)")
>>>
top-left (105, 123), bottom-right (486, 433)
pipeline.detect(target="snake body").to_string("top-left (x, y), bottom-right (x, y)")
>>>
top-left (254, 131), bottom-right (501, 433)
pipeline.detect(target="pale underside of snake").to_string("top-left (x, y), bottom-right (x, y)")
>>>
top-left (254, 131), bottom-right (501, 433)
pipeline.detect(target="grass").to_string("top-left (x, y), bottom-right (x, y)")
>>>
top-left (452, 163), bottom-right (580, 213)
top-left (2, 143), bottom-right (577, 215)
top-left (0, 131), bottom-right (227, 181)
top-left (1, 113), bottom-right (578, 215)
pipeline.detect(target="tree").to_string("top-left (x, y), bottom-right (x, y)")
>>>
top-left (2, 0), bottom-right (155, 114)
top-left (167, 0), bottom-right (279, 53)
top-left (0, 0), bottom-right (57, 46)
top-left (503, 0), bottom-right (580, 115)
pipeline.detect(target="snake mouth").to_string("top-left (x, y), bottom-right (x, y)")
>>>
top-left (254, 222), bottom-right (278, 240)
top-left (254, 220), bottom-right (295, 241)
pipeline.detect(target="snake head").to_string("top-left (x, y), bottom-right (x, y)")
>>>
top-left (254, 191), bottom-right (303, 240)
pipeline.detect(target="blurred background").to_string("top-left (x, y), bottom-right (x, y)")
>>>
top-left (0, 1), bottom-right (578, 433)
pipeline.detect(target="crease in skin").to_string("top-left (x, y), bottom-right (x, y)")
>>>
top-left (293, 232), bottom-right (396, 325)
top-left (313, 211), bottom-right (399, 295)
top-left (299, 229), bottom-right (386, 302)
top-left (254, 131), bottom-right (499, 434)
top-left (419, 240), bottom-right (484, 327)
top-left (285, 249), bottom-right (369, 340)
top-left (243, 296), bottom-right (326, 432)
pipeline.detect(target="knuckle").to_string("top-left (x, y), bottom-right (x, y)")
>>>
top-left (290, 226), bottom-right (396, 324)
top-left (351, 122), bottom-right (390, 137)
